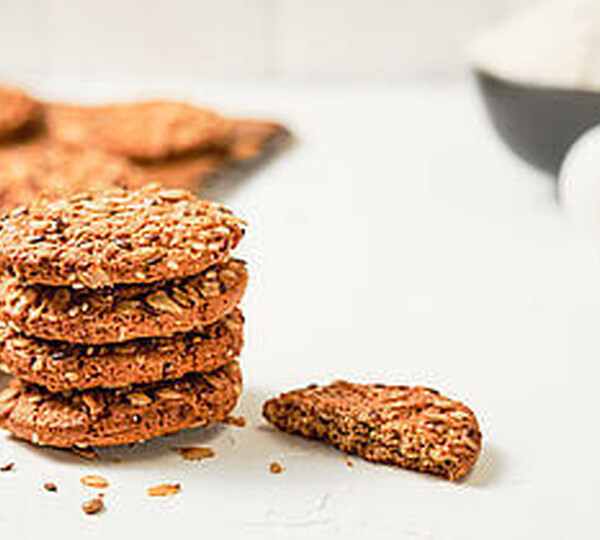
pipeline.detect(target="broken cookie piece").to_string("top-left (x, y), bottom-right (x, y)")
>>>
top-left (263, 381), bottom-right (482, 481)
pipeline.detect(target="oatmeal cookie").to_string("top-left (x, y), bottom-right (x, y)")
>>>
top-left (140, 149), bottom-right (228, 189)
top-left (140, 119), bottom-right (291, 190)
top-left (0, 259), bottom-right (247, 344)
top-left (0, 309), bottom-right (243, 392)
top-left (263, 381), bottom-right (482, 481)
top-left (228, 119), bottom-right (290, 166)
top-left (0, 361), bottom-right (242, 447)
top-left (0, 142), bottom-right (145, 209)
top-left (91, 101), bottom-right (231, 159)
top-left (43, 104), bottom-right (95, 148)
top-left (0, 184), bottom-right (245, 288)
top-left (0, 86), bottom-right (40, 139)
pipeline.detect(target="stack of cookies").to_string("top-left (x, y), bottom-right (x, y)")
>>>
top-left (0, 184), bottom-right (248, 448)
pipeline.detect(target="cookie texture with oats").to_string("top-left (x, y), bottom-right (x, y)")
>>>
top-left (91, 101), bottom-right (232, 159)
top-left (0, 259), bottom-right (247, 344)
top-left (0, 361), bottom-right (242, 448)
top-left (263, 381), bottom-right (482, 481)
top-left (0, 309), bottom-right (243, 392)
top-left (0, 142), bottom-right (145, 209)
top-left (0, 184), bottom-right (245, 288)
top-left (0, 86), bottom-right (40, 138)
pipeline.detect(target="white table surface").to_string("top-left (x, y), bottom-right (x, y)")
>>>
top-left (1, 79), bottom-right (599, 540)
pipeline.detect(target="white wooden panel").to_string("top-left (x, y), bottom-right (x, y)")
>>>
top-left (41, 0), bottom-right (147, 78)
top-left (270, 0), bottom-right (493, 80)
top-left (0, 0), bottom-right (43, 80)
top-left (493, 0), bottom-right (541, 19)
top-left (39, 0), bottom-right (269, 80)
top-left (142, 0), bottom-right (269, 79)
top-left (0, 0), bottom-right (526, 83)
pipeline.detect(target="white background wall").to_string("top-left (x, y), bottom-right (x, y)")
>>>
top-left (0, 0), bottom-right (537, 83)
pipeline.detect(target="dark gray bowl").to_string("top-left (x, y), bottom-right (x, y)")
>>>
top-left (475, 70), bottom-right (600, 176)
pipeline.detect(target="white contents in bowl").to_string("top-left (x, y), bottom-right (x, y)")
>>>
top-left (470, 0), bottom-right (600, 92)
top-left (559, 126), bottom-right (600, 240)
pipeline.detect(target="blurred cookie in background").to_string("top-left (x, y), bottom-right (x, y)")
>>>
top-left (0, 87), bottom-right (291, 208)
top-left (0, 86), bottom-right (41, 141)
top-left (44, 104), bottom-right (95, 148)
top-left (90, 101), bottom-right (233, 159)
top-left (0, 142), bottom-right (145, 209)
top-left (44, 100), bottom-right (291, 191)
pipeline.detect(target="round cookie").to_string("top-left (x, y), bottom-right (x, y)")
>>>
top-left (90, 101), bottom-right (231, 160)
top-left (0, 86), bottom-right (40, 138)
top-left (0, 142), bottom-right (145, 209)
top-left (43, 103), bottom-right (96, 148)
top-left (0, 184), bottom-right (245, 288)
top-left (0, 361), bottom-right (242, 448)
top-left (0, 259), bottom-right (247, 344)
top-left (0, 309), bottom-right (243, 392)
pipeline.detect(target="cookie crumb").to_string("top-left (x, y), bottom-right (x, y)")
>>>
top-left (80, 475), bottom-right (109, 489)
top-left (147, 483), bottom-right (181, 497)
top-left (269, 461), bottom-right (284, 474)
top-left (223, 415), bottom-right (247, 428)
top-left (82, 497), bottom-right (104, 515)
top-left (43, 482), bottom-right (58, 492)
top-left (0, 462), bottom-right (15, 472)
top-left (174, 446), bottom-right (215, 461)
top-left (71, 447), bottom-right (100, 461)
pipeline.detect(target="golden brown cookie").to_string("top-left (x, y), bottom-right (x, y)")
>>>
top-left (140, 119), bottom-right (291, 190)
top-left (0, 142), bottom-right (145, 209)
top-left (43, 102), bottom-right (290, 192)
top-left (43, 103), bottom-right (95, 148)
top-left (0, 259), bottom-right (248, 344)
top-left (0, 361), bottom-right (242, 448)
top-left (140, 149), bottom-right (227, 189)
top-left (0, 86), bottom-right (40, 139)
top-left (91, 101), bottom-right (231, 159)
top-left (263, 381), bottom-right (482, 481)
top-left (0, 184), bottom-right (245, 288)
top-left (228, 119), bottom-right (291, 166)
top-left (0, 309), bottom-right (243, 392)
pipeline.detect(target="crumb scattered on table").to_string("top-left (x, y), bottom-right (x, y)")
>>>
top-left (147, 483), bottom-right (181, 497)
top-left (80, 475), bottom-right (109, 489)
top-left (223, 415), bottom-right (247, 428)
top-left (82, 497), bottom-right (104, 515)
top-left (174, 446), bottom-right (215, 461)
top-left (71, 447), bottom-right (100, 461)
top-left (269, 461), bottom-right (284, 474)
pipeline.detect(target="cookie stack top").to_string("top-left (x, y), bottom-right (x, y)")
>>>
top-left (0, 183), bottom-right (245, 288)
